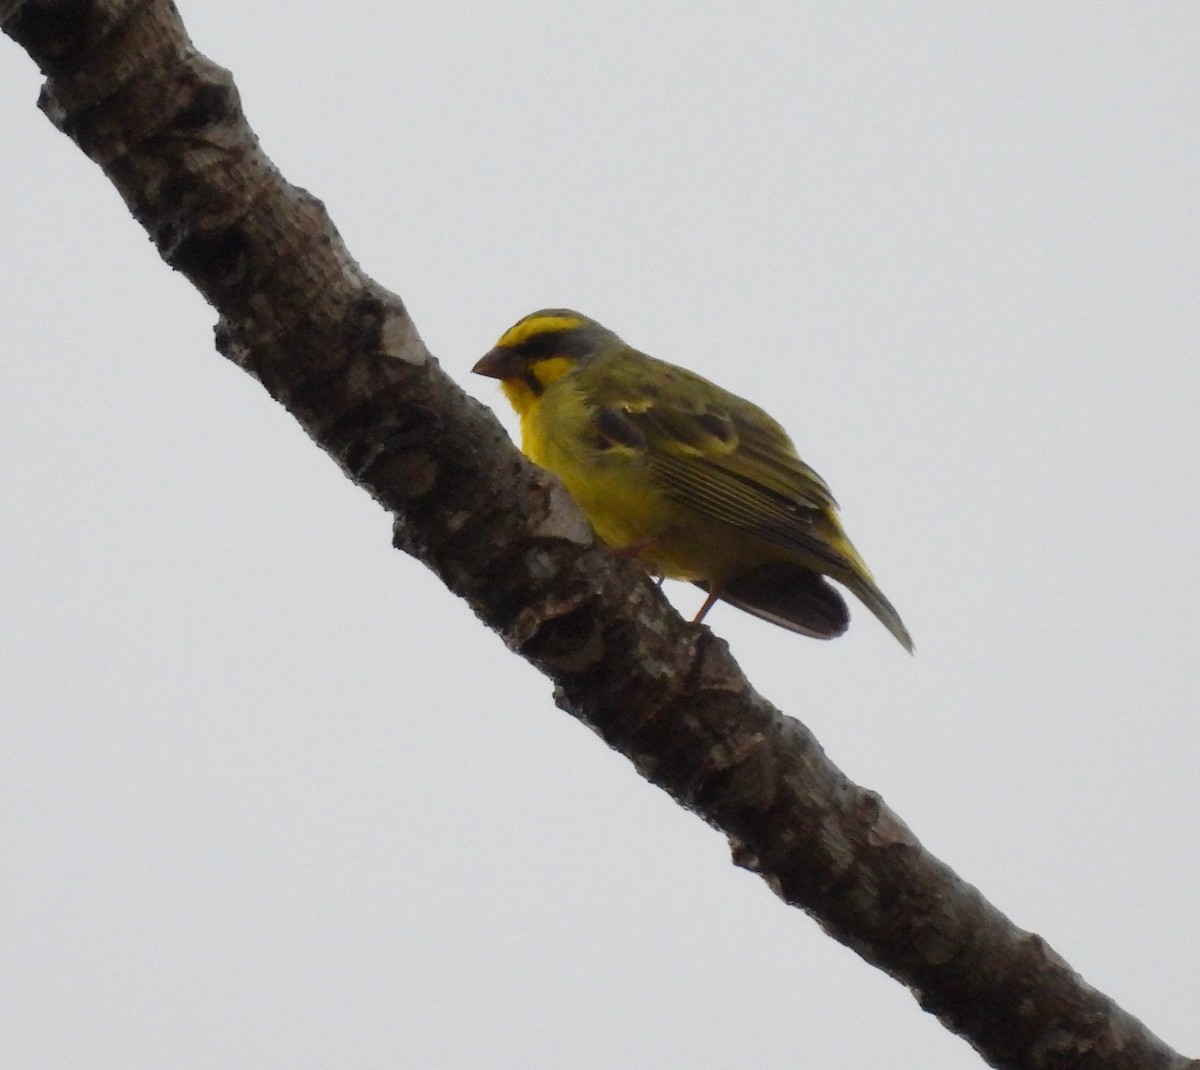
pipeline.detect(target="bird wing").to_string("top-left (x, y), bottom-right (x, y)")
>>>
top-left (586, 352), bottom-right (848, 570)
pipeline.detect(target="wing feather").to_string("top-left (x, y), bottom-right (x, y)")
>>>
top-left (585, 351), bottom-right (847, 568)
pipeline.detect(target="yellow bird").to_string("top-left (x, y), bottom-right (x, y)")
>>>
top-left (473, 310), bottom-right (913, 651)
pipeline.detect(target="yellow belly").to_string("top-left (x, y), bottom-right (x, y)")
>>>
top-left (519, 388), bottom-right (787, 585)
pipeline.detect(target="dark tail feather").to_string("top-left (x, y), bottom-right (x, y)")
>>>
top-left (840, 573), bottom-right (915, 653)
top-left (695, 562), bottom-right (849, 641)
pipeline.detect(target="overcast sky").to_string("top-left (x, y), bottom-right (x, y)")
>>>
top-left (3, 4), bottom-right (1199, 1067)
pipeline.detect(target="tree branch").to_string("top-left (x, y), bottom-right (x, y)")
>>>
top-left (3, 2), bottom-right (1194, 1068)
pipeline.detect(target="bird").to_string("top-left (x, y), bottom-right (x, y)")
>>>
top-left (472, 309), bottom-right (912, 651)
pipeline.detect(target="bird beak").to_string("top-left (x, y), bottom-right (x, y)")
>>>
top-left (471, 347), bottom-right (520, 380)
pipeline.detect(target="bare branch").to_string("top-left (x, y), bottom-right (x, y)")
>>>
top-left (3, 3), bottom-right (1194, 1068)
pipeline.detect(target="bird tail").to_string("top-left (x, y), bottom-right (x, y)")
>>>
top-left (839, 571), bottom-right (914, 653)
top-left (824, 531), bottom-right (914, 653)
top-left (697, 562), bottom-right (850, 640)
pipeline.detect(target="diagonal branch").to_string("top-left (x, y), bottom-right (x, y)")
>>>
top-left (3, 3), bottom-right (1194, 1068)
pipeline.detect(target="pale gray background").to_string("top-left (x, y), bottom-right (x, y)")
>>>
top-left (3, 3), bottom-right (1198, 1068)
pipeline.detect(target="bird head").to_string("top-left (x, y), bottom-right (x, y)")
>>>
top-left (473, 310), bottom-right (619, 414)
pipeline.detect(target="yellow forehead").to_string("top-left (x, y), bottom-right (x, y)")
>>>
top-left (496, 313), bottom-right (583, 349)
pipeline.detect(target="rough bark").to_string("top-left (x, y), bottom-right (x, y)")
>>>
top-left (3, 3), bottom-right (1195, 1068)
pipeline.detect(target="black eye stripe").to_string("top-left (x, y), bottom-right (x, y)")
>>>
top-left (515, 328), bottom-right (582, 361)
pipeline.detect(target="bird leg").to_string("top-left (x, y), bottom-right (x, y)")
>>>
top-left (613, 537), bottom-right (669, 589)
top-left (693, 587), bottom-right (720, 624)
